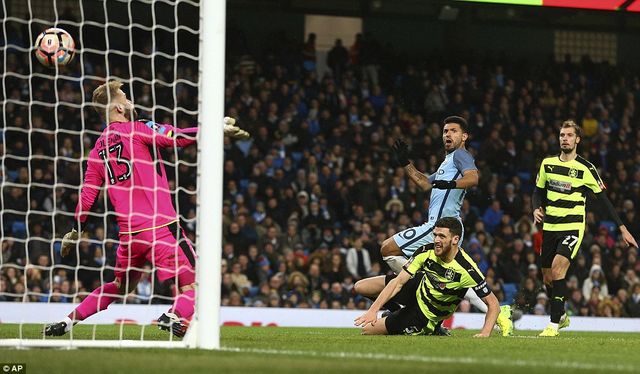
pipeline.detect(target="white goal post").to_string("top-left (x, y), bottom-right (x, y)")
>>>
top-left (193, 0), bottom-right (225, 350)
top-left (0, 0), bottom-right (225, 350)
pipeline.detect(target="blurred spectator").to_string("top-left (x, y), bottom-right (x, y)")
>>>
top-left (482, 200), bottom-right (503, 234)
top-left (535, 292), bottom-right (550, 315)
top-left (628, 284), bottom-right (640, 317)
top-left (302, 33), bottom-right (317, 72)
top-left (582, 265), bottom-right (609, 302)
top-left (324, 253), bottom-right (347, 284)
top-left (607, 263), bottom-right (626, 295)
top-left (515, 276), bottom-right (538, 314)
top-left (230, 262), bottom-right (252, 293)
top-left (346, 237), bottom-right (372, 280)
top-left (597, 297), bottom-right (620, 317)
top-left (327, 39), bottom-right (348, 82)
top-left (567, 288), bottom-right (586, 316)
top-left (134, 265), bottom-right (153, 304)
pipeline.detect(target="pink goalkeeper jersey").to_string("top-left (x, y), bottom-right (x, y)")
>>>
top-left (75, 120), bottom-right (197, 234)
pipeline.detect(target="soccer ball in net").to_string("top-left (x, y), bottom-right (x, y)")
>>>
top-left (34, 27), bottom-right (75, 68)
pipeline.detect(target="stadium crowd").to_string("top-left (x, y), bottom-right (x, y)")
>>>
top-left (2, 28), bottom-right (640, 319)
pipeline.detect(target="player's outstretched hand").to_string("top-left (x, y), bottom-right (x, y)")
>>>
top-left (473, 332), bottom-right (491, 338)
top-left (60, 229), bottom-right (79, 257)
top-left (391, 138), bottom-right (410, 167)
top-left (223, 116), bottom-right (250, 140)
top-left (354, 309), bottom-right (378, 328)
top-left (533, 207), bottom-right (545, 224)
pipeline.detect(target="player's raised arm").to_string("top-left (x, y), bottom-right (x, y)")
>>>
top-left (392, 138), bottom-right (432, 191)
top-left (135, 116), bottom-right (249, 148)
top-left (134, 120), bottom-right (198, 148)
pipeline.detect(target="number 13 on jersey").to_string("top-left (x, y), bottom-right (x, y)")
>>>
top-left (98, 142), bottom-right (131, 184)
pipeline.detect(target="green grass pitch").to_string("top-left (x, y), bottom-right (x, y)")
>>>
top-left (0, 324), bottom-right (638, 373)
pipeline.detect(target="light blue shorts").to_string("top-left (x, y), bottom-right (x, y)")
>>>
top-left (392, 218), bottom-right (465, 258)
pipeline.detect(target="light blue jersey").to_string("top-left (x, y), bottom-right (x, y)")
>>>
top-left (426, 148), bottom-right (476, 222)
top-left (393, 148), bottom-right (476, 257)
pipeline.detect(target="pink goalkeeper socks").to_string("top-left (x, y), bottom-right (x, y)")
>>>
top-left (68, 282), bottom-right (194, 323)
top-left (70, 282), bottom-right (120, 321)
top-left (171, 289), bottom-right (195, 321)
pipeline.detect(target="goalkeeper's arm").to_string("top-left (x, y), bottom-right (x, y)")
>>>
top-left (64, 152), bottom-right (104, 257)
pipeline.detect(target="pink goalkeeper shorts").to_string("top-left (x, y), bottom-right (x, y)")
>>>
top-left (114, 222), bottom-right (196, 283)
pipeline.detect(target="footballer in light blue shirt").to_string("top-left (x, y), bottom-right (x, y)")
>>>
top-left (383, 116), bottom-right (478, 260)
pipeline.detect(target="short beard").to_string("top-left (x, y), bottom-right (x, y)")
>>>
top-left (445, 141), bottom-right (461, 154)
top-left (560, 146), bottom-right (574, 154)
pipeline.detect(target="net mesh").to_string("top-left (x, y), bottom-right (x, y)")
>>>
top-left (1, 0), bottom-right (201, 344)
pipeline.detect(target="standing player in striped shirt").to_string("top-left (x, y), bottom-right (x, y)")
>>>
top-left (44, 81), bottom-right (249, 337)
top-left (534, 120), bottom-right (637, 337)
top-left (381, 116), bottom-right (513, 336)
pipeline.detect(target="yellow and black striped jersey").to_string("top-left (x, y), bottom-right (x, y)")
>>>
top-left (403, 244), bottom-right (490, 323)
top-left (535, 154), bottom-right (605, 232)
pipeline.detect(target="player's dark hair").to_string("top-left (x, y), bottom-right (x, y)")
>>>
top-left (434, 217), bottom-right (463, 238)
top-left (443, 116), bottom-right (468, 133)
top-left (561, 120), bottom-right (582, 138)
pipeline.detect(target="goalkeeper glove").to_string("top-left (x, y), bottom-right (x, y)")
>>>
top-left (432, 180), bottom-right (457, 189)
top-left (61, 229), bottom-right (80, 257)
top-left (223, 117), bottom-right (250, 140)
top-left (391, 139), bottom-right (410, 167)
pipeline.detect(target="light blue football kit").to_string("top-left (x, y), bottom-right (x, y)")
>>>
top-left (393, 148), bottom-right (477, 257)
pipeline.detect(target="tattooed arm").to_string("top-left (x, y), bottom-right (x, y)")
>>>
top-left (404, 163), bottom-right (432, 191)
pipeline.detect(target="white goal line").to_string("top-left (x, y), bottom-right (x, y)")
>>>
top-left (0, 339), bottom-right (186, 349)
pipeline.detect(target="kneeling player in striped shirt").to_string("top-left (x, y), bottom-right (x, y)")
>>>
top-left (354, 217), bottom-right (500, 337)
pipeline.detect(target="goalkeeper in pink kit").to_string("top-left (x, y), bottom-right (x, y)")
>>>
top-left (45, 81), bottom-right (249, 337)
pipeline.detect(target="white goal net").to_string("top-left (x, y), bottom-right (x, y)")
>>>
top-left (0, 0), bottom-right (224, 349)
